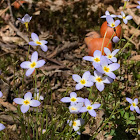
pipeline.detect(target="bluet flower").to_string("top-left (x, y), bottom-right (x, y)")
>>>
top-left (61, 92), bottom-right (84, 105)
top-left (90, 71), bottom-right (113, 92)
top-left (101, 11), bottom-right (116, 18)
top-left (42, 129), bottom-right (46, 134)
top-left (34, 88), bottom-right (44, 101)
top-left (20, 51), bottom-right (45, 76)
top-left (18, 14), bottom-right (32, 29)
top-left (118, 11), bottom-right (132, 24)
top-left (0, 91), bottom-right (3, 98)
top-left (126, 98), bottom-right (140, 114)
top-left (0, 123), bottom-right (5, 131)
top-left (83, 50), bottom-right (101, 68)
top-left (67, 118), bottom-right (85, 135)
top-left (106, 15), bottom-right (120, 28)
top-left (13, 92), bottom-right (41, 113)
top-left (113, 36), bottom-right (120, 43)
top-left (80, 98), bottom-right (101, 117)
top-left (104, 47), bottom-right (119, 63)
top-left (137, 1), bottom-right (140, 9)
top-left (29, 33), bottom-right (48, 52)
top-left (69, 102), bottom-right (83, 114)
top-left (72, 71), bottom-right (93, 90)
top-left (95, 56), bottom-right (120, 79)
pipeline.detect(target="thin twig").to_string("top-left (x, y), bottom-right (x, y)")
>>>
top-left (7, 0), bottom-right (14, 23)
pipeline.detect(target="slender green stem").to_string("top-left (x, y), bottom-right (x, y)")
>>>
top-left (90, 103), bottom-right (118, 140)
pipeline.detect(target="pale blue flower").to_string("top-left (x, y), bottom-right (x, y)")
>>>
top-left (61, 92), bottom-right (84, 105)
top-left (113, 36), bottom-right (120, 43)
top-left (34, 88), bottom-right (44, 101)
top-left (126, 98), bottom-right (140, 114)
top-left (90, 71), bottom-right (113, 92)
top-left (101, 11), bottom-right (116, 18)
top-left (69, 102), bottom-right (83, 114)
top-left (0, 91), bottom-right (3, 98)
top-left (118, 11), bottom-right (132, 24)
top-left (106, 15), bottom-right (120, 28)
top-left (0, 123), bottom-right (5, 131)
top-left (18, 14), bottom-right (32, 24)
top-left (67, 118), bottom-right (85, 135)
top-left (95, 56), bottom-right (120, 79)
top-left (104, 47), bottom-right (119, 63)
top-left (13, 92), bottom-right (41, 113)
top-left (83, 50), bottom-right (101, 68)
top-left (80, 98), bottom-right (100, 117)
top-left (72, 71), bottom-right (93, 90)
top-left (29, 33), bottom-right (48, 52)
top-left (20, 51), bottom-right (45, 76)
top-left (137, 1), bottom-right (140, 9)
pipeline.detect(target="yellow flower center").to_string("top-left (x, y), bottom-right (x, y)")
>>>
top-left (132, 102), bottom-right (136, 107)
top-left (87, 105), bottom-right (93, 110)
top-left (23, 100), bottom-right (30, 105)
top-left (80, 79), bottom-right (86, 85)
top-left (71, 97), bottom-right (77, 102)
top-left (94, 57), bottom-right (100, 62)
top-left (71, 107), bottom-right (77, 111)
top-left (96, 77), bottom-right (102, 82)
top-left (30, 62), bottom-right (36, 68)
top-left (108, 55), bottom-right (112, 59)
top-left (24, 22), bottom-right (28, 29)
top-left (111, 23), bottom-right (115, 27)
top-left (36, 41), bottom-right (41, 45)
top-left (123, 16), bottom-right (126, 19)
top-left (73, 121), bottom-right (77, 126)
top-left (103, 66), bottom-right (110, 72)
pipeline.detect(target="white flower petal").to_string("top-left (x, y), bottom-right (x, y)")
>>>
top-left (72, 74), bottom-right (81, 82)
top-left (100, 56), bottom-right (108, 66)
top-left (96, 82), bottom-right (104, 92)
top-left (0, 123), bottom-right (5, 131)
top-left (135, 106), bottom-right (140, 114)
top-left (94, 50), bottom-right (101, 57)
top-left (110, 57), bottom-right (117, 62)
top-left (75, 83), bottom-right (84, 90)
top-left (20, 61), bottom-right (31, 69)
top-left (134, 98), bottom-right (138, 104)
top-left (123, 18), bottom-right (128, 24)
top-left (126, 15), bottom-right (132, 20)
top-left (112, 49), bottom-right (119, 56)
top-left (0, 91), bottom-right (3, 98)
top-left (29, 41), bottom-right (38, 46)
top-left (40, 40), bottom-right (48, 45)
top-left (31, 33), bottom-right (39, 42)
top-left (31, 51), bottom-right (38, 62)
top-left (108, 63), bottom-right (120, 71)
top-left (105, 71), bottom-right (116, 79)
top-left (85, 98), bottom-right (91, 106)
top-left (40, 45), bottom-right (48, 52)
top-left (126, 98), bottom-right (133, 104)
top-left (130, 105), bottom-right (134, 111)
top-left (104, 47), bottom-right (111, 55)
top-left (30, 100), bottom-right (41, 107)
top-left (70, 92), bottom-right (77, 98)
top-left (102, 76), bottom-right (113, 84)
top-left (14, 98), bottom-right (24, 104)
top-left (82, 71), bottom-right (91, 80)
top-left (21, 104), bottom-right (29, 113)
top-left (26, 68), bottom-right (35, 76)
top-left (24, 92), bottom-right (32, 100)
top-left (85, 81), bottom-right (93, 87)
top-left (36, 60), bottom-right (45, 68)
top-left (83, 56), bottom-right (94, 62)
top-left (106, 15), bottom-right (114, 25)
